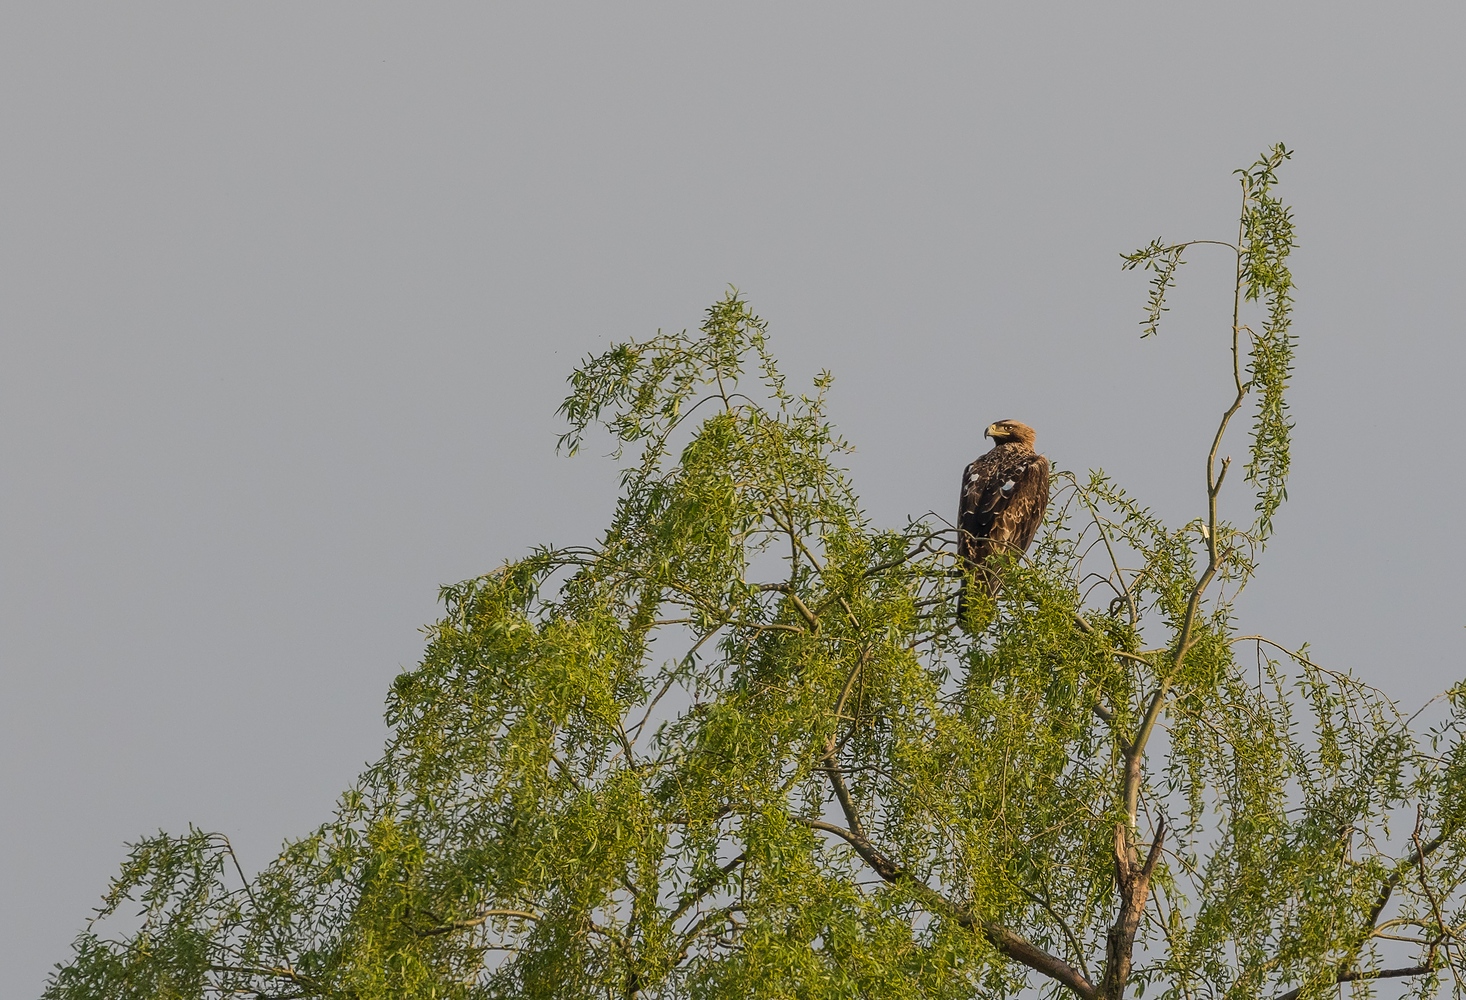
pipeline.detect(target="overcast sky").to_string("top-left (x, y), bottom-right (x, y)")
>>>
top-left (4, 4), bottom-right (1464, 994)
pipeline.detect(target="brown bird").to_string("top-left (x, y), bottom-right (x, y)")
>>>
top-left (957, 419), bottom-right (1051, 618)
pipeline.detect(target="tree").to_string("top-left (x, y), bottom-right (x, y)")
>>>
top-left (45, 145), bottom-right (1466, 1000)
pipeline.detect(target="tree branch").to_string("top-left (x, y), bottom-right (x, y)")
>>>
top-left (1017, 879), bottom-right (1093, 983)
top-left (669, 852), bottom-right (747, 924)
top-left (1361, 823), bottom-right (1454, 937)
top-left (208, 963), bottom-right (323, 991)
top-left (758, 582), bottom-right (820, 630)
top-left (862, 529), bottom-right (949, 578)
top-left (795, 816), bottom-right (1097, 1000)
top-left (1412, 825), bottom-right (1464, 991)
top-left (1119, 217), bottom-right (1253, 850)
top-left (1274, 963), bottom-right (1435, 1000)
top-left (411, 907), bottom-right (541, 937)
top-left (821, 648), bottom-right (875, 835)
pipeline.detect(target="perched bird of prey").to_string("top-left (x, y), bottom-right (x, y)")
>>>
top-left (957, 419), bottom-right (1051, 617)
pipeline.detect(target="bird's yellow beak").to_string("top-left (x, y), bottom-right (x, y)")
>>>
top-left (984, 424), bottom-right (996, 439)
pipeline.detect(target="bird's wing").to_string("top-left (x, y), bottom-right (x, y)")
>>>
top-left (960, 452), bottom-right (1023, 560)
top-left (962, 451), bottom-right (1051, 558)
top-left (958, 460), bottom-right (988, 561)
top-left (998, 453), bottom-right (1051, 553)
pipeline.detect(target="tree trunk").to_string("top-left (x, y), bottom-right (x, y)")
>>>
top-left (1099, 819), bottom-right (1165, 1000)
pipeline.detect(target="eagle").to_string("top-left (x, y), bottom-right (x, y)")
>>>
top-left (957, 419), bottom-right (1050, 617)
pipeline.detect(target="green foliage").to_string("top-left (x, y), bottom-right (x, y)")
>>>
top-left (1122, 142), bottom-right (1296, 544)
top-left (45, 150), bottom-right (1466, 1000)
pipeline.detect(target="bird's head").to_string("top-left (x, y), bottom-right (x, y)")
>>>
top-left (985, 420), bottom-right (1037, 449)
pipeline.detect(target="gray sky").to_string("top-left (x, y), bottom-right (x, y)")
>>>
top-left (3, 4), bottom-right (1464, 994)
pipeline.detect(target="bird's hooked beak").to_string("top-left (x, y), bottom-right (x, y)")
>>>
top-left (983, 424), bottom-right (996, 440)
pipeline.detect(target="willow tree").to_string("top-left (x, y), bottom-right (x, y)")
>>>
top-left (46, 146), bottom-right (1466, 1000)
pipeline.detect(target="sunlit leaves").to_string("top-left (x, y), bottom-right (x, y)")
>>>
top-left (1238, 143), bottom-right (1297, 542)
top-left (1120, 239), bottom-right (1187, 340)
top-left (1121, 141), bottom-right (1296, 550)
